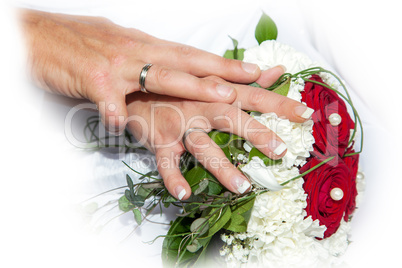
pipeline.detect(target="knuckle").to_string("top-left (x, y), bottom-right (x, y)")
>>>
top-left (246, 126), bottom-right (272, 145)
top-left (108, 52), bottom-right (128, 68)
top-left (248, 89), bottom-right (267, 108)
top-left (117, 36), bottom-right (140, 49)
top-left (274, 96), bottom-right (288, 111)
top-left (87, 67), bottom-right (110, 91)
top-left (154, 67), bottom-right (172, 86)
top-left (176, 45), bottom-right (195, 58)
top-left (156, 110), bottom-right (180, 132)
top-left (222, 106), bottom-right (241, 122)
top-left (220, 57), bottom-right (235, 70)
top-left (214, 159), bottom-right (232, 178)
top-left (118, 35), bottom-right (147, 53)
top-left (215, 106), bottom-right (239, 131)
top-left (187, 134), bottom-right (210, 154)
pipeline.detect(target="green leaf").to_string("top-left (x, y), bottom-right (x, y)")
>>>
top-left (255, 13), bottom-right (278, 44)
top-left (131, 195), bottom-right (145, 207)
top-left (209, 130), bottom-right (245, 162)
top-left (126, 174), bottom-right (134, 189)
top-left (236, 49), bottom-right (245, 61)
top-left (272, 76), bottom-right (291, 96)
top-left (206, 207), bottom-right (231, 237)
top-left (223, 48), bottom-right (245, 61)
top-left (124, 189), bottom-right (132, 202)
top-left (249, 147), bottom-right (282, 166)
top-left (118, 195), bottom-right (135, 212)
top-left (223, 36), bottom-right (245, 60)
top-left (137, 184), bottom-right (153, 199)
top-left (224, 213), bottom-right (247, 233)
top-left (228, 138), bottom-right (246, 162)
top-left (206, 179), bottom-right (223, 196)
top-left (186, 239), bottom-right (202, 253)
top-left (224, 197), bottom-right (255, 233)
top-left (190, 218), bottom-right (209, 236)
top-left (208, 130), bottom-right (230, 146)
top-left (133, 208), bottom-right (142, 225)
top-left (194, 179), bottom-right (209, 195)
top-left (185, 166), bottom-right (222, 196)
top-left (163, 194), bottom-right (178, 204)
top-left (248, 82), bottom-right (263, 88)
top-left (185, 166), bottom-right (208, 191)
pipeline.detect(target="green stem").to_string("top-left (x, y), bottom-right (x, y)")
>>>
top-left (122, 161), bottom-right (160, 180)
top-left (280, 156), bottom-right (335, 186)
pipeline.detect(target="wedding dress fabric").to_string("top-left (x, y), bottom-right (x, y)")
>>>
top-left (2, 0), bottom-right (401, 267)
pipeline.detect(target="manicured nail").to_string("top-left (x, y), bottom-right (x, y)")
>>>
top-left (175, 186), bottom-right (186, 200)
top-left (242, 62), bottom-right (259, 74)
top-left (275, 64), bottom-right (287, 73)
top-left (231, 176), bottom-right (251, 194)
top-left (104, 123), bottom-right (125, 136)
top-left (295, 105), bottom-right (314, 119)
top-left (268, 139), bottom-right (287, 156)
top-left (216, 84), bottom-right (234, 98)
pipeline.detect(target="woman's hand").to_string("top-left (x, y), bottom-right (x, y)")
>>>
top-left (19, 8), bottom-right (264, 134)
top-left (125, 81), bottom-right (313, 200)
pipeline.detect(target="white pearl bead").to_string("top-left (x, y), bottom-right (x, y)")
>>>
top-left (330, 188), bottom-right (344, 201)
top-left (356, 172), bottom-right (364, 181)
top-left (329, 113), bottom-right (342, 126)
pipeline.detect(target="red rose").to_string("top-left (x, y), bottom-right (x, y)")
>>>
top-left (302, 75), bottom-right (355, 157)
top-left (300, 154), bottom-right (357, 238)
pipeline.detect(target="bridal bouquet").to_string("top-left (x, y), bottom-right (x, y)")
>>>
top-left (84, 14), bottom-right (364, 268)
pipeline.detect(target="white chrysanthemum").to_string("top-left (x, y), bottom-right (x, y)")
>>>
top-left (252, 112), bottom-right (314, 169)
top-left (243, 40), bottom-right (317, 74)
top-left (245, 179), bottom-right (328, 267)
top-left (287, 76), bottom-right (306, 102)
top-left (319, 219), bottom-right (351, 257)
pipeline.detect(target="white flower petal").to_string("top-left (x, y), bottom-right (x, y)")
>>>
top-left (243, 40), bottom-right (317, 74)
top-left (241, 157), bottom-right (283, 191)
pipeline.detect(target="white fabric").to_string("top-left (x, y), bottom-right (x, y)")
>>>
top-left (2, 0), bottom-right (401, 267)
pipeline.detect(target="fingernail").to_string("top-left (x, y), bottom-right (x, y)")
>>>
top-left (231, 176), bottom-right (251, 194)
top-left (102, 115), bottom-right (126, 136)
top-left (106, 127), bottom-right (124, 136)
top-left (175, 186), bottom-right (187, 200)
top-left (295, 105), bottom-right (314, 119)
top-left (275, 64), bottom-right (287, 73)
top-left (216, 84), bottom-right (234, 98)
top-left (242, 62), bottom-right (259, 74)
top-left (268, 139), bottom-right (287, 156)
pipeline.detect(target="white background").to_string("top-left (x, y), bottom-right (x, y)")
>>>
top-left (1, 0), bottom-right (401, 267)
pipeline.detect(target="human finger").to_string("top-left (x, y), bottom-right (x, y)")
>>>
top-left (137, 43), bottom-right (262, 84)
top-left (182, 128), bottom-right (251, 194)
top-left (234, 85), bottom-right (314, 123)
top-left (204, 103), bottom-right (287, 160)
top-left (155, 147), bottom-right (191, 201)
top-left (124, 62), bottom-right (237, 103)
top-left (254, 65), bottom-right (286, 88)
top-left (206, 68), bottom-right (314, 123)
